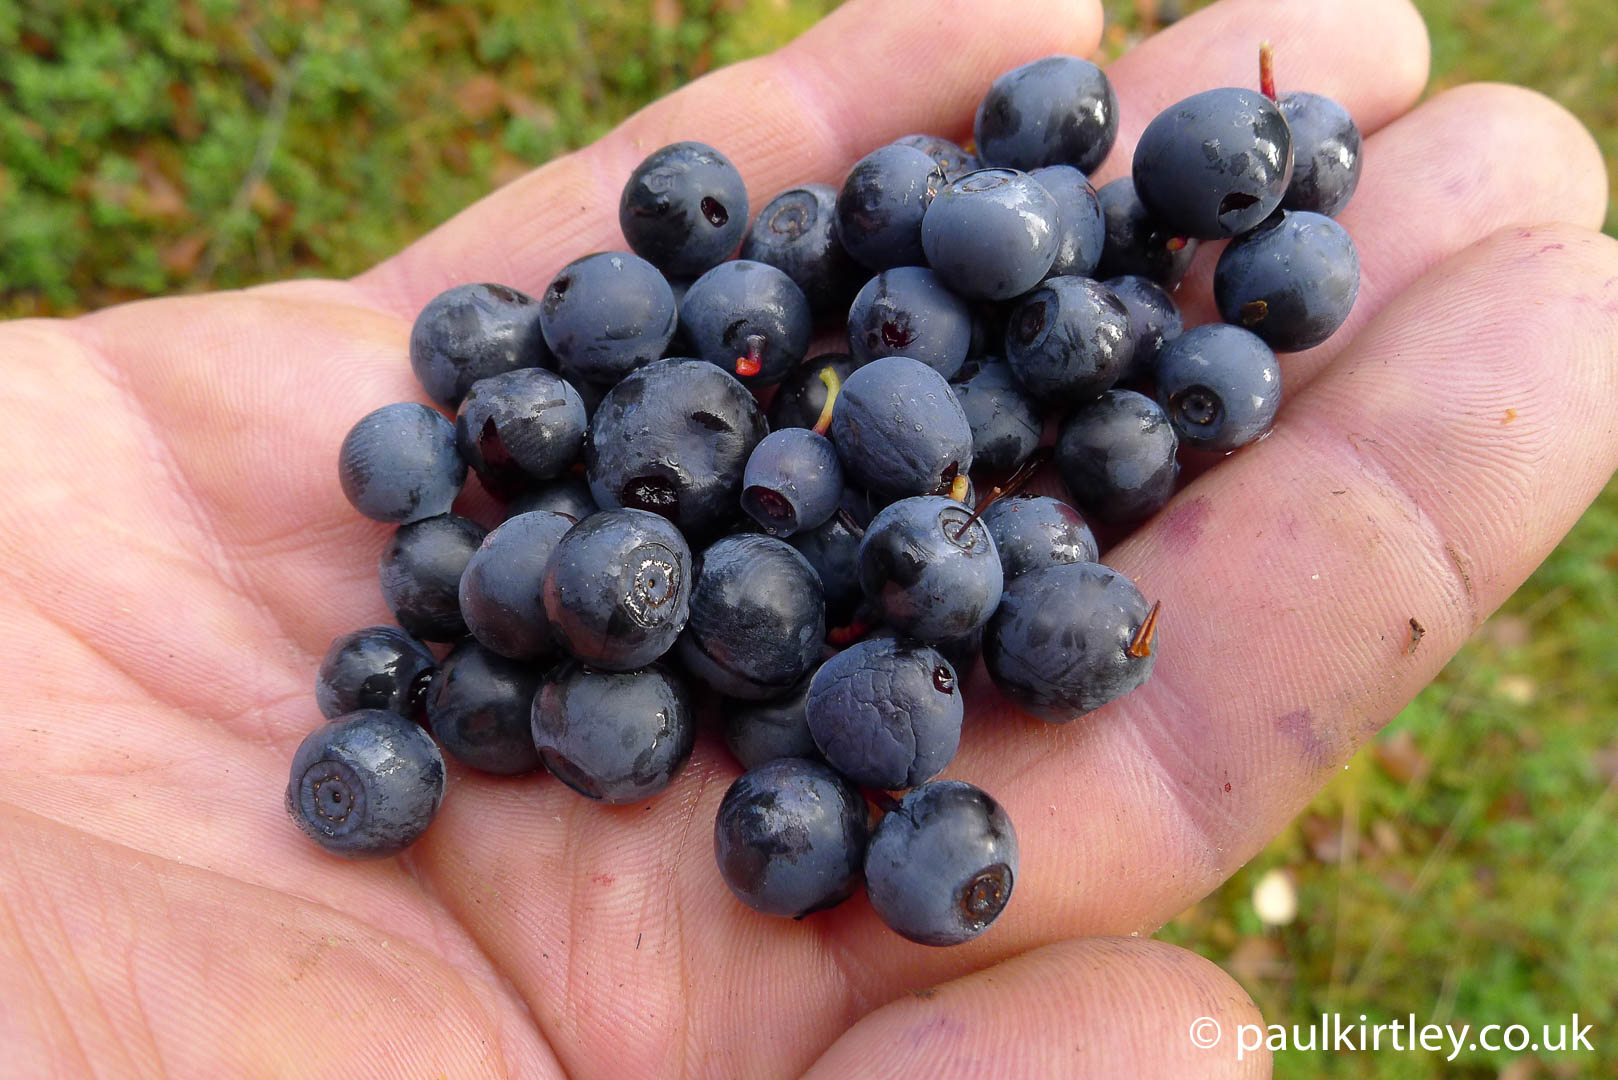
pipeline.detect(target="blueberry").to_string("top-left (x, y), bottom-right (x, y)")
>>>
top-left (425, 641), bottom-right (543, 775)
top-left (847, 266), bottom-right (973, 377)
top-left (741, 428), bottom-right (844, 537)
top-left (980, 494), bottom-right (1098, 580)
top-left (834, 143), bottom-right (945, 272)
top-left (829, 356), bottom-right (974, 502)
top-left (739, 183), bottom-right (863, 318)
top-left (1155, 324), bottom-right (1282, 451)
top-left (409, 283), bottom-right (550, 409)
top-left (722, 675), bottom-right (822, 770)
top-left (805, 637), bottom-right (962, 790)
top-left (539, 251), bottom-right (677, 385)
top-left (338, 402), bottom-right (466, 524)
top-left (769, 353), bottom-right (857, 431)
top-left (1132, 88), bottom-right (1293, 239)
top-left (713, 757), bottom-right (869, 918)
top-left (1278, 92), bottom-right (1362, 217)
top-left (1055, 389), bottom-right (1181, 525)
top-left (789, 485), bottom-right (878, 624)
top-left (453, 368), bottom-right (587, 496)
top-left (920, 169), bottom-right (1060, 301)
top-left (619, 141), bottom-right (748, 278)
top-left (458, 510), bottom-right (574, 660)
top-left (858, 496), bottom-right (1003, 644)
top-left (286, 710), bottom-right (445, 859)
top-left (379, 513), bottom-right (487, 642)
top-left (315, 625), bottom-right (437, 721)
top-left (1031, 165), bottom-right (1105, 280)
top-left (1213, 210), bottom-right (1360, 352)
top-left (894, 133), bottom-right (980, 181)
top-left (531, 661), bottom-right (694, 804)
top-left (866, 625), bottom-right (984, 683)
top-left (984, 562), bottom-right (1156, 721)
top-left (974, 55), bottom-right (1118, 174)
top-left (679, 259), bottom-right (812, 386)
top-left (541, 508), bottom-right (692, 671)
top-left (1104, 274), bottom-right (1183, 382)
top-left (951, 359), bottom-right (1042, 476)
top-left (677, 534), bottom-right (826, 699)
top-left (864, 780), bottom-right (1017, 946)
top-left (586, 358), bottom-right (767, 538)
top-left (1095, 177), bottom-right (1200, 288)
top-left (1004, 276), bottom-right (1133, 404)
top-left (504, 475), bottom-right (598, 523)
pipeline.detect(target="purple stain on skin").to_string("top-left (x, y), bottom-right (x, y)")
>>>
top-left (1158, 495), bottom-right (1210, 555)
top-left (1276, 707), bottom-right (1334, 773)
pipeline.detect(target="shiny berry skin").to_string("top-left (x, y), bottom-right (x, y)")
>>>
top-left (1131, 88), bottom-right (1293, 239)
top-left (739, 183), bottom-right (863, 318)
top-left (379, 513), bottom-right (487, 642)
top-left (409, 282), bottom-right (550, 409)
top-left (619, 141), bottom-right (748, 279)
top-left (769, 353), bottom-right (857, 431)
top-left (504, 476), bottom-right (597, 523)
top-left (1055, 390), bottom-right (1181, 525)
top-left (979, 494), bottom-right (1098, 580)
top-left (679, 259), bottom-right (812, 387)
top-left (741, 428), bottom-right (844, 537)
top-left (847, 266), bottom-right (973, 378)
top-left (973, 54), bottom-right (1118, 174)
top-left (1104, 274), bottom-right (1184, 382)
top-left (984, 562), bottom-right (1156, 722)
top-left (531, 661), bottom-right (694, 804)
top-left (286, 710), bottom-right (445, 859)
top-left (895, 133), bottom-right (980, 181)
top-left (1155, 324), bottom-right (1282, 451)
top-left (1004, 276), bottom-right (1133, 405)
top-left (458, 510), bottom-right (574, 660)
top-left (829, 356), bottom-right (974, 503)
top-left (1213, 210), bottom-right (1360, 352)
top-left (539, 251), bottom-right (677, 386)
top-left (1031, 164), bottom-right (1105, 280)
top-left (1278, 92), bottom-right (1362, 217)
top-left (540, 508), bottom-right (692, 671)
top-left (920, 168), bottom-right (1060, 301)
top-left (865, 780), bottom-right (1018, 946)
top-left (338, 402), bottom-right (465, 525)
top-left (1095, 177), bottom-right (1200, 288)
top-left (713, 757), bottom-right (869, 918)
top-left (834, 143), bottom-right (944, 272)
top-left (425, 641), bottom-right (543, 775)
top-left (805, 637), bottom-right (962, 790)
top-left (315, 625), bottom-right (436, 721)
top-left (857, 495), bottom-right (1003, 644)
top-left (453, 368), bottom-right (587, 496)
top-left (951, 359), bottom-right (1042, 476)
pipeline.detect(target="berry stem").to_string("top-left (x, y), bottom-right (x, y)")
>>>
top-left (735, 333), bottom-right (765, 378)
top-left (1259, 41), bottom-right (1277, 101)
top-left (949, 447), bottom-right (1051, 541)
top-left (826, 619), bottom-right (871, 646)
top-left (1127, 600), bottom-right (1163, 659)
top-left (863, 788), bottom-right (903, 814)
top-left (835, 507), bottom-right (865, 538)
top-left (948, 474), bottom-right (971, 502)
top-left (810, 364), bottom-right (842, 435)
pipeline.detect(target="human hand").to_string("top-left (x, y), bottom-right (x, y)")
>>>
top-left (2, 0), bottom-right (1613, 1076)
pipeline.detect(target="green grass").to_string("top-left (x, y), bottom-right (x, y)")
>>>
top-left (3, 2), bottom-right (1616, 1076)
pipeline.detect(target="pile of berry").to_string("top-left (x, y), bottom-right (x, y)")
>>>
top-left (289, 46), bottom-right (1360, 948)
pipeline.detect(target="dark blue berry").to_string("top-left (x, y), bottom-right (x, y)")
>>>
top-left (834, 143), bottom-right (944, 272)
top-left (951, 360), bottom-right (1042, 476)
top-left (769, 353), bottom-right (856, 431)
top-left (680, 259), bottom-right (812, 387)
top-left (865, 625), bottom-right (983, 680)
top-left (379, 513), bottom-right (487, 642)
top-left (980, 494), bottom-right (1098, 580)
top-left (741, 428), bottom-right (844, 537)
top-left (1104, 274), bottom-right (1183, 382)
top-left (677, 534), bottom-right (826, 700)
top-left (984, 562), bottom-right (1156, 722)
top-left (1279, 92), bottom-right (1362, 217)
top-left (1214, 210), bottom-right (1360, 352)
top-left (1031, 165), bottom-right (1105, 280)
top-left (894, 133), bottom-right (980, 181)
top-left (619, 141), bottom-right (748, 278)
top-left (921, 169), bottom-right (1060, 301)
top-left (847, 266), bottom-right (973, 377)
top-left (315, 625), bottom-right (436, 721)
top-left (1155, 324), bottom-right (1282, 451)
top-left (1132, 88), bottom-right (1293, 239)
top-left (829, 356), bottom-right (974, 502)
top-left (539, 251), bottom-right (677, 385)
top-left (713, 757), bottom-right (869, 918)
top-left (426, 641), bottom-right (543, 775)
top-left (789, 485), bottom-right (877, 624)
top-left (531, 661), bottom-right (694, 804)
top-left (1004, 276), bottom-right (1133, 404)
top-left (505, 475), bottom-right (597, 523)
top-left (722, 675), bottom-right (822, 770)
top-left (858, 496), bottom-right (1003, 644)
top-left (409, 283), bottom-right (550, 409)
top-left (1055, 389), bottom-right (1181, 524)
top-left (338, 402), bottom-right (466, 524)
top-left (454, 368), bottom-right (587, 496)
top-left (541, 508), bottom-right (692, 671)
top-left (585, 358), bottom-right (767, 538)
top-left (740, 183), bottom-right (863, 318)
top-left (805, 637), bottom-right (962, 790)
top-left (1095, 177), bottom-right (1200, 288)
top-left (286, 710), bottom-right (445, 859)
top-left (458, 510), bottom-right (574, 660)
top-left (973, 55), bottom-right (1118, 174)
top-left (865, 780), bottom-right (1017, 946)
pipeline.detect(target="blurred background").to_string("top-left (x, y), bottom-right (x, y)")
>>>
top-left (3, 1), bottom-right (1613, 1076)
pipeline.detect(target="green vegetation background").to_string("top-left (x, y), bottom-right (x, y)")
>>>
top-left (3, 2), bottom-right (1613, 1076)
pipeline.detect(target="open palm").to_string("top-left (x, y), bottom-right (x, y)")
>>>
top-left (4, 0), bottom-right (1615, 1076)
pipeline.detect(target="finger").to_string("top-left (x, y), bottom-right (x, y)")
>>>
top-left (1169, 83), bottom-right (1611, 386)
top-left (355, 0), bottom-right (1105, 314)
top-left (803, 937), bottom-right (1269, 1079)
